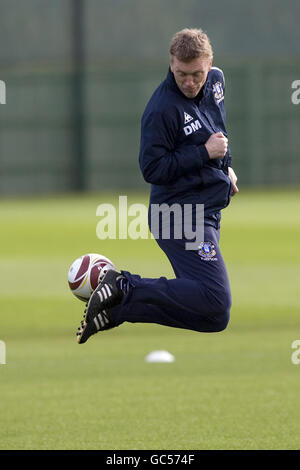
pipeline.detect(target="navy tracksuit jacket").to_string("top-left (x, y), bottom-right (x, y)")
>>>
top-left (112, 67), bottom-right (232, 333)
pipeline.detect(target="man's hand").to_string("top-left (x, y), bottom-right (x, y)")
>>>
top-left (228, 167), bottom-right (239, 196)
top-left (205, 132), bottom-right (228, 159)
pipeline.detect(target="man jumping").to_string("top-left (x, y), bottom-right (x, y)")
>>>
top-left (77, 28), bottom-right (238, 344)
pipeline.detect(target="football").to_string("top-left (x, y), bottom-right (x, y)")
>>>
top-left (68, 253), bottom-right (116, 302)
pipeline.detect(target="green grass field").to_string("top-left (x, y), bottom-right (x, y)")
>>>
top-left (0, 189), bottom-right (300, 450)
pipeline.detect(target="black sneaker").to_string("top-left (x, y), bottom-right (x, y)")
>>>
top-left (85, 269), bottom-right (125, 322)
top-left (76, 309), bottom-right (112, 344)
top-left (76, 269), bottom-right (125, 344)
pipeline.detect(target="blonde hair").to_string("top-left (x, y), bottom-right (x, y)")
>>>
top-left (169, 28), bottom-right (213, 62)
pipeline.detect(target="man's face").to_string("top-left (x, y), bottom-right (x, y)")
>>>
top-left (170, 55), bottom-right (213, 99)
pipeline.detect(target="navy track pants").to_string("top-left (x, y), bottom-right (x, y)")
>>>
top-left (111, 225), bottom-right (231, 333)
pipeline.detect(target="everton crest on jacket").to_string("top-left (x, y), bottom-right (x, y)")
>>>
top-left (139, 67), bottom-right (233, 229)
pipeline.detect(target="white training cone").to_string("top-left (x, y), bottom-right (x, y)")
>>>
top-left (145, 350), bottom-right (175, 363)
